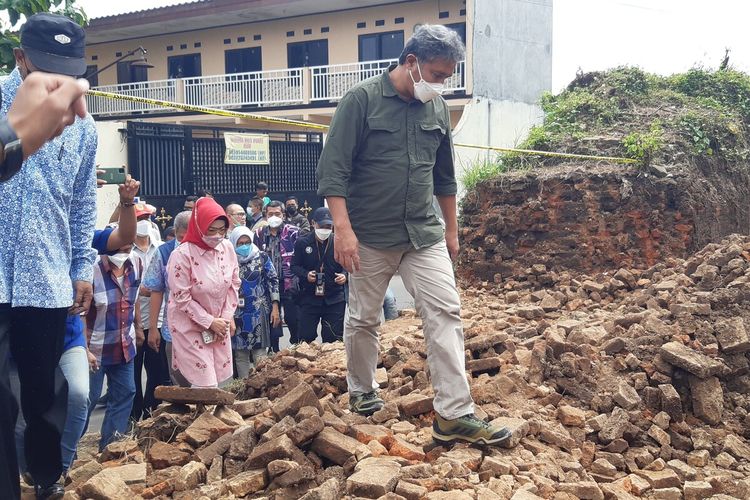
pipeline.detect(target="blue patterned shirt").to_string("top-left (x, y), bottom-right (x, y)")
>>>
top-left (142, 238), bottom-right (177, 341)
top-left (0, 69), bottom-right (98, 308)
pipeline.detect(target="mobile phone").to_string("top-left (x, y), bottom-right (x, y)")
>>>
top-left (202, 330), bottom-right (215, 344)
top-left (315, 272), bottom-right (325, 297)
top-left (97, 166), bottom-right (127, 185)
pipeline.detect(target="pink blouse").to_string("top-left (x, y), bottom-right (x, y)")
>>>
top-left (167, 240), bottom-right (240, 387)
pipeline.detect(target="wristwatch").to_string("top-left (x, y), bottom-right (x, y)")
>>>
top-left (0, 119), bottom-right (23, 183)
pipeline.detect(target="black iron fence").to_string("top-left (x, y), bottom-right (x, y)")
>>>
top-left (127, 121), bottom-right (324, 228)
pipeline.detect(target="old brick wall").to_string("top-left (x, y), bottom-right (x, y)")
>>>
top-left (459, 162), bottom-right (750, 282)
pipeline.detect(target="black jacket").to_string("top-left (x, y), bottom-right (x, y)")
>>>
top-left (286, 213), bottom-right (311, 234)
top-left (291, 232), bottom-right (346, 306)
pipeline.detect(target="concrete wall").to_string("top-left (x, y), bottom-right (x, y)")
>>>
top-left (453, 0), bottom-right (553, 193)
top-left (471, 0), bottom-right (553, 104)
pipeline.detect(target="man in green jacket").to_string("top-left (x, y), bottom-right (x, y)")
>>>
top-left (317, 24), bottom-right (512, 446)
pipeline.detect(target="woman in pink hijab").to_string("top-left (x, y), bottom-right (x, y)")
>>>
top-left (167, 197), bottom-right (240, 387)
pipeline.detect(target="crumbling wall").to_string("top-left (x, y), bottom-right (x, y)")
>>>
top-left (459, 161), bottom-right (750, 283)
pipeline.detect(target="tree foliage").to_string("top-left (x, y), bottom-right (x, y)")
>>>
top-left (0, 0), bottom-right (87, 74)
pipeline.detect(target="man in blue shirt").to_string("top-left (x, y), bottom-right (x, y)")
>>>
top-left (0, 14), bottom-right (97, 500)
top-left (142, 210), bottom-right (191, 387)
top-left (91, 177), bottom-right (140, 255)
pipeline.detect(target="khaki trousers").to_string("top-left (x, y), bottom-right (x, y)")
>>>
top-left (345, 240), bottom-right (474, 420)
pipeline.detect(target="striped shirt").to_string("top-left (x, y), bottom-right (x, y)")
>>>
top-left (86, 254), bottom-right (143, 365)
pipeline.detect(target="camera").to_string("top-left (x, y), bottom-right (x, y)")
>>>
top-left (315, 272), bottom-right (325, 296)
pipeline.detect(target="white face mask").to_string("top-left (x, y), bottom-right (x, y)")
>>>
top-left (315, 228), bottom-right (332, 241)
top-left (109, 253), bottom-right (130, 268)
top-left (267, 216), bottom-right (283, 229)
top-left (136, 220), bottom-right (151, 237)
top-left (409, 60), bottom-right (444, 103)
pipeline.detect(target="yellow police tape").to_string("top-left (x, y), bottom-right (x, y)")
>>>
top-left (88, 89), bottom-right (638, 164)
top-left (86, 89), bottom-right (330, 131)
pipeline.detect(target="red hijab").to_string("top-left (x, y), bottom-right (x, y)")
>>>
top-left (181, 197), bottom-right (229, 251)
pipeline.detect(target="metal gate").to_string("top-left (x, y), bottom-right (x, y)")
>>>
top-left (127, 121), bottom-right (324, 230)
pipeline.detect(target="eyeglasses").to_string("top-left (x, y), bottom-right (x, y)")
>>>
top-left (206, 226), bottom-right (227, 236)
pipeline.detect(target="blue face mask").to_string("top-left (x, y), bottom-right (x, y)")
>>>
top-left (236, 244), bottom-right (252, 258)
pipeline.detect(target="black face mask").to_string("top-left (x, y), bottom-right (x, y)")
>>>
top-left (286, 205), bottom-right (298, 216)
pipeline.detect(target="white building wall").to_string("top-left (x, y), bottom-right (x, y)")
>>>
top-left (453, 0), bottom-right (553, 193)
top-left (94, 121), bottom-right (128, 228)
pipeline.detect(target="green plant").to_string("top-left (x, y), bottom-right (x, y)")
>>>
top-left (461, 158), bottom-right (506, 192)
top-left (622, 121), bottom-right (664, 166)
top-left (519, 125), bottom-right (552, 151)
top-left (460, 65), bottom-right (750, 183)
top-left (669, 68), bottom-right (750, 121)
top-left (0, 0), bottom-right (88, 74)
top-left (541, 89), bottom-right (620, 134)
top-left (678, 113), bottom-right (713, 156)
top-left (604, 66), bottom-right (654, 98)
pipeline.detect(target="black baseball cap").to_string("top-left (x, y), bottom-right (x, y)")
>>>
top-left (20, 13), bottom-right (86, 77)
top-left (312, 207), bottom-right (333, 226)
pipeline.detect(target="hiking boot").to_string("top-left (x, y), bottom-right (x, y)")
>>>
top-left (349, 391), bottom-right (384, 416)
top-left (432, 413), bottom-right (512, 446)
top-left (35, 483), bottom-right (64, 500)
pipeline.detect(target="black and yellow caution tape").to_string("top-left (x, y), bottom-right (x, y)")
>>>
top-left (87, 89), bottom-right (638, 164)
top-left (86, 89), bottom-right (330, 131)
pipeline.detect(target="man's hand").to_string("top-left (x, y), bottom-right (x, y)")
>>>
top-left (446, 232), bottom-right (460, 262)
top-left (270, 304), bottom-right (281, 328)
top-left (334, 273), bottom-right (347, 285)
top-left (147, 328), bottom-right (160, 352)
top-left (86, 349), bottom-right (99, 373)
top-left (307, 270), bottom-right (317, 284)
top-left (135, 325), bottom-right (145, 348)
top-left (334, 227), bottom-right (360, 273)
top-left (8, 72), bottom-right (89, 159)
top-left (118, 175), bottom-right (140, 203)
top-left (436, 195), bottom-right (460, 262)
top-left (70, 281), bottom-right (92, 315)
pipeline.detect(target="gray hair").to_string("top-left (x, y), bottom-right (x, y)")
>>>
top-left (399, 24), bottom-right (465, 65)
top-left (174, 210), bottom-right (191, 232)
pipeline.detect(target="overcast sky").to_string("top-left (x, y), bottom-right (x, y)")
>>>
top-left (77, 0), bottom-right (750, 91)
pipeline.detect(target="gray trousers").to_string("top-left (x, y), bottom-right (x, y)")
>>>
top-left (345, 240), bottom-right (474, 420)
top-left (165, 341), bottom-right (190, 387)
top-left (233, 348), bottom-right (269, 379)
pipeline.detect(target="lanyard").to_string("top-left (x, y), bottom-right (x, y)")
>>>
top-left (316, 238), bottom-right (331, 273)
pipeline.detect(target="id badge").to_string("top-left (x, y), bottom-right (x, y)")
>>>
top-left (238, 297), bottom-right (245, 308)
top-left (315, 283), bottom-right (325, 296)
top-left (202, 330), bottom-right (215, 344)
